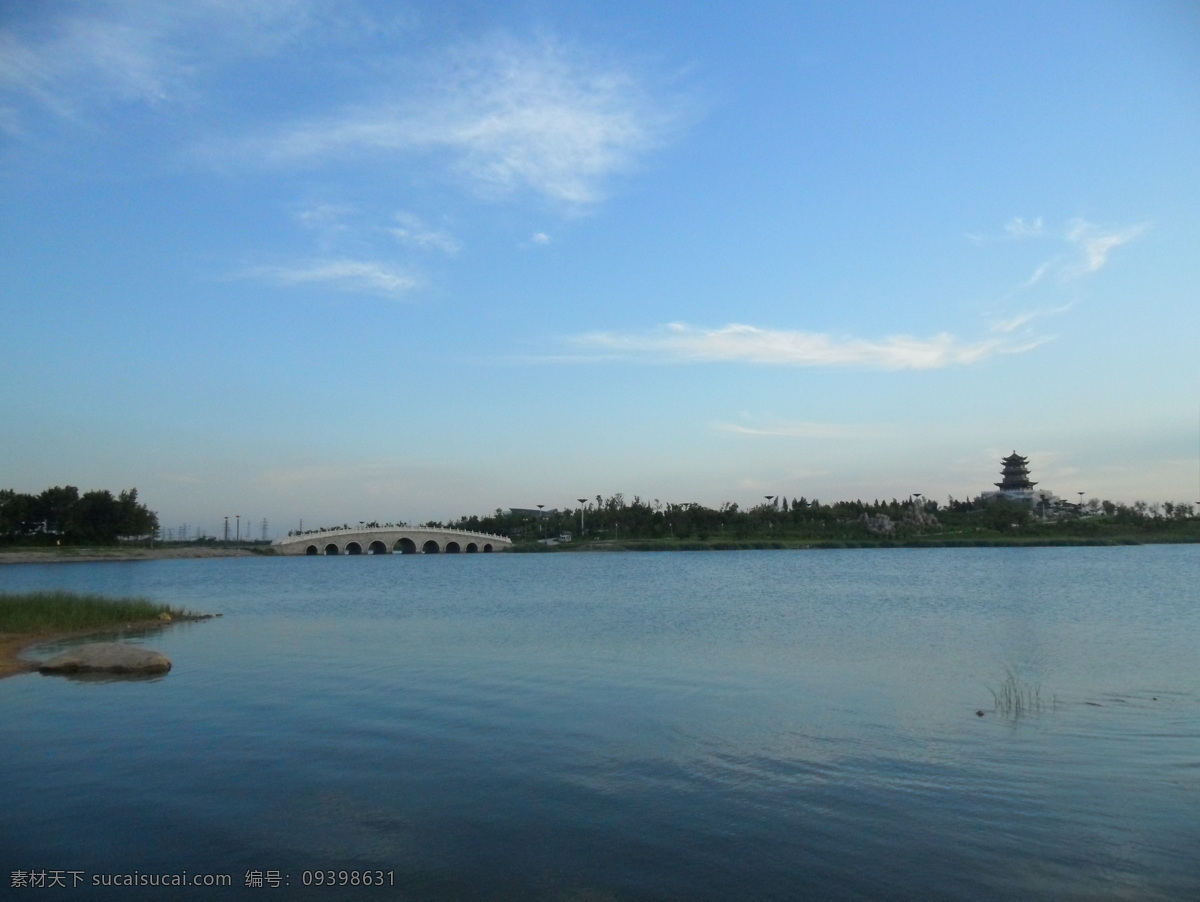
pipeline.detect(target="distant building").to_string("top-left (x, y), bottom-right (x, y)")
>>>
top-left (996, 451), bottom-right (1036, 493)
top-left (507, 508), bottom-right (557, 519)
top-left (982, 451), bottom-right (1058, 507)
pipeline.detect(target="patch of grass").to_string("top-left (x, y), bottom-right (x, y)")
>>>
top-left (0, 591), bottom-right (186, 634)
top-left (988, 668), bottom-right (1043, 717)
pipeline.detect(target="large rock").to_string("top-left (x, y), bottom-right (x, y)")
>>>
top-left (38, 642), bottom-right (171, 675)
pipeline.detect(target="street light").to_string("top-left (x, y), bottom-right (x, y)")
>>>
top-left (578, 499), bottom-right (588, 536)
top-left (236, 514), bottom-right (241, 543)
top-left (537, 504), bottom-right (545, 541)
top-left (1078, 492), bottom-right (1085, 510)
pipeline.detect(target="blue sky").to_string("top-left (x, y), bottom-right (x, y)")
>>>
top-left (2, 0), bottom-right (1198, 536)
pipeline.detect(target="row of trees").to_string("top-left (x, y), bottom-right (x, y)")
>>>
top-left (440, 492), bottom-right (1200, 544)
top-left (0, 486), bottom-right (159, 544)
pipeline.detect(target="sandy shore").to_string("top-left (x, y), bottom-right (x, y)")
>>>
top-left (0, 614), bottom-right (219, 679)
top-left (0, 631), bottom-right (58, 678)
top-left (0, 546), bottom-right (269, 565)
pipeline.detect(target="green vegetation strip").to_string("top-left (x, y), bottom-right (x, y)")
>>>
top-left (0, 591), bottom-right (187, 634)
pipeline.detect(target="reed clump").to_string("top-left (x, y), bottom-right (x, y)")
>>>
top-left (0, 591), bottom-right (185, 634)
top-left (989, 669), bottom-right (1043, 717)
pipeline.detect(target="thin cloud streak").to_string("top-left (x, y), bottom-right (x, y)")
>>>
top-left (714, 421), bottom-right (888, 439)
top-left (988, 302), bottom-right (1074, 334)
top-left (1004, 216), bottom-right (1045, 239)
top-left (243, 259), bottom-right (417, 296)
top-left (392, 212), bottom-right (460, 254)
top-left (569, 323), bottom-right (1045, 370)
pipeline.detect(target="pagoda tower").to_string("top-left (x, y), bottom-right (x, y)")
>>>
top-left (995, 451), bottom-right (1037, 492)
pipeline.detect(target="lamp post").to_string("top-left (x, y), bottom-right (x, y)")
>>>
top-left (223, 516), bottom-right (229, 542)
top-left (1078, 491), bottom-right (1085, 511)
top-left (236, 514), bottom-right (241, 543)
top-left (537, 504), bottom-right (545, 541)
top-left (578, 499), bottom-right (588, 537)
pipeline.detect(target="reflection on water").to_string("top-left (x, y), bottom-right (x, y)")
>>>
top-left (1, 546), bottom-right (1197, 900)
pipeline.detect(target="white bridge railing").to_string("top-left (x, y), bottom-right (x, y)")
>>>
top-left (273, 525), bottom-right (511, 545)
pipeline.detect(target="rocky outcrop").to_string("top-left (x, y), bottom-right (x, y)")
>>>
top-left (38, 642), bottom-right (171, 675)
top-left (861, 503), bottom-right (941, 536)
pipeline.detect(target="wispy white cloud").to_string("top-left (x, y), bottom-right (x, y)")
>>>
top-left (1018, 257), bottom-right (1057, 289)
top-left (568, 323), bottom-right (1043, 370)
top-left (291, 202), bottom-right (358, 251)
top-left (239, 33), bottom-right (686, 204)
top-left (548, 215), bottom-right (1135, 372)
top-left (1063, 218), bottom-right (1148, 276)
top-left (1004, 216), bottom-right (1045, 239)
top-left (987, 301), bottom-right (1074, 334)
top-left (294, 202), bottom-right (356, 229)
top-left (0, 1), bottom-right (317, 131)
top-left (714, 420), bottom-right (888, 439)
top-left (978, 216), bottom-right (1149, 284)
top-left (0, 14), bottom-right (176, 123)
top-left (4, 6), bottom-right (689, 213)
top-left (244, 259), bottom-right (417, 296)
top-left (392, 212), bottom-right (460, 254)
top-left (977, 216), bottom-right (1147, 336)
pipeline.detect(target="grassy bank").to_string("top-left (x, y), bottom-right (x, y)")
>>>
top-left (0, 591), bottom-right (205, 678)
top-left (0, 590), bottom-right (190, 633)
top-left (0, 544), bottom-right (271, 565)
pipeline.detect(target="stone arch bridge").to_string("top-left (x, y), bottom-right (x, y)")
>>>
top-left (272, 526), bottom-right (512, 556)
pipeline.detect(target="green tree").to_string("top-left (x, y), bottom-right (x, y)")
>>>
top-left (71, 490), bottom-right (121, 541)
top-left (38, 485), bottom-right (80, 535)
top-left (979, 497), bottom-right (1032, 532)
top-left (117, 488), bottom-right (158, 537)
top-left (0, 490), bottom-right (39, 538)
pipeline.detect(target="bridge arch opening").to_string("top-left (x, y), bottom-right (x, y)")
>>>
top-left (483, 543), bottom-right (494, 552)
top-left (445, 541), bottom-right (461, 553)
top-left (305, 545), bottom-right (319, 555)
top-left (324, 543), bottom-right (340, 555)
top-left (345, 542), bottom-right (363, 555)
top-left (395, 537), bottom-right (418, 554)
top-left (368, 540), bottom-right (389, 555)
top-left (466, 543), bottom-right (478, 553)
top-left (422, 540), bottom-right (440, 554)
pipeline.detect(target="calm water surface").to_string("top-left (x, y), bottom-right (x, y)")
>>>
top-left (1, 547), bottom-right (1197, 900)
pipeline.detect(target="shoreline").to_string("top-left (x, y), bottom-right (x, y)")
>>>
top-left (0, 546), bottom-right (270, 565)
top-left (2, 535), bottom-right (1197, 566)
top-left (0, 612), bottom-right (218, 680)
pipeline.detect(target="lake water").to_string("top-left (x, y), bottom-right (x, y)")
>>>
top-left (1, 546), bottom-right (1197, 900)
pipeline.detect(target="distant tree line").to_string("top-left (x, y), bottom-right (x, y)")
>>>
top-left (0, 486), bottom-right (159, 544)
top-left (438, 492), bottom-right (1199, 545)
